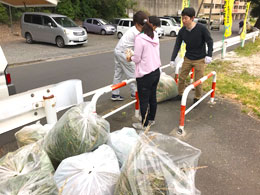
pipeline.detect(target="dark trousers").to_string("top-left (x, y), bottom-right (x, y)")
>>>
top-left (136, 68), bottom-right (160, 127)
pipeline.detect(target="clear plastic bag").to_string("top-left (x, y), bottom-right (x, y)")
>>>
top-left (43, 102), bottom-right (110, 168)
top-left (54, 144), bottom-right (120, 195)
top-left (15, 121), bottom-right (54, 147)
top-left (0, 170), bottom-right (58, 195)
top-left (114, 131), bottom-right (201, 195)
top-left (0, 141), bottom-right (58, 194)
top-left (157, 72), bottom-right (178, 103)
top-left (107, 127), bottom-right (139, 168)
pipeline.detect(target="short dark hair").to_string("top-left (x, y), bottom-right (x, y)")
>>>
top-left (149, 16), bottom-right (161, 27)
top-left (133, 11), bottom-right (148, 26)
top-left (181, 7), bottom-right (196, 18)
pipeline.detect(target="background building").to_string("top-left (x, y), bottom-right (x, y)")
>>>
top-left (198, 0), bottom-right (246, 21)
top-left (134, 0), bottom-right (246, 21)
top-left (134, 0), bottom-right (198, 16)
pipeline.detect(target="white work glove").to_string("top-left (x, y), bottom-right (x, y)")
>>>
top-left (205, 56), bottom-right (212, 64)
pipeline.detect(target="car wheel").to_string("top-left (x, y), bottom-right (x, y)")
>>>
top-left (170, 31), bottom-right (176, 37)
top-left (25, 33), bottom-right (33, 44)
top-left (117, 32), bottom-right (123, 39)
top-left (101, 29), bottom-right (106, 35)
top-left (56, 36), bottom-right (65, 48)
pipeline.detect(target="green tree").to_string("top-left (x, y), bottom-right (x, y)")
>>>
top-left (251, 0), bottom-right (260, 28)
top-left (56, 0), bottom-right (75, 19)
top-left (0, 3), bottom-right (9, 24)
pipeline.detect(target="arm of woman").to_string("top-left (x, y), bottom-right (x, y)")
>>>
top-left (131, 36), bottom-right (143, 64)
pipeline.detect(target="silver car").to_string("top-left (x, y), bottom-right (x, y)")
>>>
top-left (82, 18), bottom-right (116, 35)
top-left (21, 12), bottom-right (88, 48)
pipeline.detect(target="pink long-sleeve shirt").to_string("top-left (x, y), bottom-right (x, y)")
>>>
top-left (131, 32), bottom-right (161, 78)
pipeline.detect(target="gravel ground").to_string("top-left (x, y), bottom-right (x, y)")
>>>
top-left (0, 22), bottom-right (23, 43)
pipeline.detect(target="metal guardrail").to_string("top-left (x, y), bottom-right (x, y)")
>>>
top-left (0, 80), bottom-right (83, 134)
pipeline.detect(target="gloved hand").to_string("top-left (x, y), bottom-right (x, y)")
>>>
top-left (170, 61), bottom-right (175, 69)
top-left (205, 56), bottom-right (212, 64)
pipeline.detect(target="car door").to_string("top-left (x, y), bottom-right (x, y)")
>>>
top-left (122, 20), bottom-right (130, 35)
top-left (41, 16), bottom-right (58, 43)
top-left (86, 19), bottom-right (93, 32)
top-left (30, 15), bottom-right (45, 42)
top-left (92, 19), bottom-right (101, 33)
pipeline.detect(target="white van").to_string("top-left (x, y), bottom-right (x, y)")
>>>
top-left (160, 18), bottom-right (181, 37)
top-left (21, 12), bottom-right (88, 48)
top-left (116, 18), bottom-right (165, 39)
top-left (116, 18), bottom-right (134, 39)
top-left (0, 47), bottom-right (16, 100)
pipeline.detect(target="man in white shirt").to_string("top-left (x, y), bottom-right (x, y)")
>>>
top-left (111, 11), bottom-right (146, 101)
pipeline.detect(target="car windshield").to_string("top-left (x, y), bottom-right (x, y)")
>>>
top-left (99, 19), bottom-right (109, 25)
top-left (53, 17), bottom-right (78, 27)
top-left (167, 20), bottom-right (174, 26)
top-left (170, 18), bottom-right (177, 24)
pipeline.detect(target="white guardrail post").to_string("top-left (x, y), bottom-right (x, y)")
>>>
top-left (178, 71), bottom-right (217, 136)
top-left (0, 79), bottom-right (83, 134)
top-left (222, 40), bottom-right (227, 59)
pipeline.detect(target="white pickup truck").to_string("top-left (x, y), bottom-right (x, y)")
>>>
top-left (0, 46), bottom-right (16, 99)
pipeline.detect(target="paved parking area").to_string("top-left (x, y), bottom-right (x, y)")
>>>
top-left (1, 33), bottom-right (175, 65)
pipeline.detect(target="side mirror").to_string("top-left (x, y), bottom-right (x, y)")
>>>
top-left (98, 23), bottom-right (101, 26)
top-left (48, 22), bottom-right (52, 27)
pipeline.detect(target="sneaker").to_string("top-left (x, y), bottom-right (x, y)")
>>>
top-left (148, 120), bottom-right (155, 126)
top-left (111, 95), bottom-right (124, 101)
top-left (132, 122), bottom-right (145, 130)
top-left (131, 94), bottom-right (136, 99)
top-left (193, 98), bottom-right (200, 104)
top-left (172, 95), bottom-right (182, 101)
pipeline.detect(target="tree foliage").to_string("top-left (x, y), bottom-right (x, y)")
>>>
top-left (0, 0), bottom-right (135, 24)
top-left (250, 0), bottom-right (260, 28)
top-left (0, 3), bottom-right (8, 24)
top-left (56, 0), bottom-right (135, 20)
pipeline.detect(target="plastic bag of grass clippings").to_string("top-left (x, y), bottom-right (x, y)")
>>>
top-left (156, 72), bottom-right (178, 103)
top-left (0, 141), bottom-right (58, 194)
top-left (54, 144), bottom-right (120, 195)
top-left (107, 127), bottom-right (139, 168)
top-left (114, 131), bottom-right (201, 195)
top-left (44, 102), bottom-right (110, 168)
top-left (0, 170), bottom-right (58, 195)
top-left (15, 121), bottom-right (54, 147)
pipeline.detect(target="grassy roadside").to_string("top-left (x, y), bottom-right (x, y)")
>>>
top-left (203, 37), bottom-right (260, 118)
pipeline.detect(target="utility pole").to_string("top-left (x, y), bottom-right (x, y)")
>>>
top-left (196, 0), bottom-right (205, 17)
top-left (8, 6), bottom-right (13, 34)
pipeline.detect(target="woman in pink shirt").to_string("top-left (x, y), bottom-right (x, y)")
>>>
top-left (127, 16), bottom-right (161, 129)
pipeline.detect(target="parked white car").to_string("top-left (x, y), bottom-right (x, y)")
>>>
top-left (116, 18), bottom-right (134, 39)
top-left (117, 18), bottom-right (165, 39)
top-left (160, 18), bottom-right (181, 37)
top-left (155, 27), bottom-right (165, 38)
top-left (0, 47), bottom-right (16, 100)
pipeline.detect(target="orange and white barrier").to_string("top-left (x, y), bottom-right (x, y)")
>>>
top-left (190, 67), bottom-right (195, 83)
top-left (89, 78), bottom-right (140, 119)
top-left (178, 71), bottom-right (217, 135)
